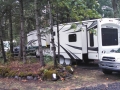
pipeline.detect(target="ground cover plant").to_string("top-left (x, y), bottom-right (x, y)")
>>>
top-left (0, 56), bottom-right (74, 81)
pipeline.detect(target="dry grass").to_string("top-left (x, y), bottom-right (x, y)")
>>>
top-left (8, 61), bottom-right (41, 75)
top-left (0, 59), bottom-right (119, 90)
top-left (0, 57), bottom-right (54, 76)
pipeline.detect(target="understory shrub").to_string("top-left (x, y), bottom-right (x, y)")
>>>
top-left (41, 65), bottom-right (74, 81)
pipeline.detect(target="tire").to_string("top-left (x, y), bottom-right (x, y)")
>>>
top-left (35, 50), bottom-right (40, 58)
top-left (65, 58), bottom-right (72, 65)
top-left (102, 69), bottom-right (112, 74)
top-left (58, 56), bottom-right (71, 65)
top-left (59, 56), bottom-right (65, 65)
top-left (35, 53), bottom-right (39, 58)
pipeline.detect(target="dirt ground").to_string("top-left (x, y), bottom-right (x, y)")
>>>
top-left (0, 62), bottom-right (120, 90)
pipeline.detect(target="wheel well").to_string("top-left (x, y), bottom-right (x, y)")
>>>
top-left (56, 55), bottom-right (65, 64)
top-left (56, 55), bottom-right (64, 59)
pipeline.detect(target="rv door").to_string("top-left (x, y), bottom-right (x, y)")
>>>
top-left (87, 21), bottom-right (99, 60)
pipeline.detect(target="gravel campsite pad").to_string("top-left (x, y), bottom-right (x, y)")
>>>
top-left (0, 63), bottom-right (120, 90)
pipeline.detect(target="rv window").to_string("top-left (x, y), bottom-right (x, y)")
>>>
top-left (102, 28), bottom-right (118, 46)
top-left (53, 32), bottom-right (55, 36)
top-left (68, 34), bottom-right (76, 42)
top-left (89, 32), bottom-right (94, 47)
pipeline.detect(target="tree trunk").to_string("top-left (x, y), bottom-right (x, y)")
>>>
top-left (111, 0), bottom-right (119, 18)
top-left (56, 3), bottom-right (59, 67)
top-left (19, 0), bottom-right (26, 63)
top-left (19, 35), bottom-right (23, 60)
top-left (0, 39), bottom-right (7, 63)
top-left (35, 0), bottom-right (45, 67)
top-left (0, 21), bottom-right (7, 63)
top-left (48, 1), bottom-right (57, 67)
top-left (19, 0), bottom-right (23, 60)
top-left (9, 6), bottom-right (13, 56)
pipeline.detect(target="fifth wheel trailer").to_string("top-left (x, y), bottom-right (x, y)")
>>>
top-left (27, 28), bottom-right (50, 57)
top-left (52, 18), bottom-right (120, 65)
top-left (27, 29), bottom-right (50, 47)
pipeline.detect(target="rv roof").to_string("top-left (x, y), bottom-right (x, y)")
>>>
top-left (53, 22), bottom-right (80, 27)
top-left (27, 27), bottom-right (50, 35)
top-left (54, 18), bottom-right (119, 27)
top-left (27, 18), bottom-right (120, 35)
top-left (82, 18), bottom-right (119, 23)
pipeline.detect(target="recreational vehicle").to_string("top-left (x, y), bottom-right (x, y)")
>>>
top-left (53, 18), bottom-right (120, 67)
top-left (3, 41), bottom-right (10, 52)
top-left (27, 28), bottom-right (50, 57)
top-left (0, 41), bottom-right (10, 57)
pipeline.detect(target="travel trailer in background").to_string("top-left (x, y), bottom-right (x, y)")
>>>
top-left (3, 41), bottom-right (10, 52)
top-left (0, 41), bottom-right (10, 57)
top-left (27, 28), bottom-right (50, 57)
top-left (53, 18), bottom-right (120, 66)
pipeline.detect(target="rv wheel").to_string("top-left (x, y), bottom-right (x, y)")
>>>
top-left (35, 53), bottom-right (39, 58)
top-left (102, 69), bottom-right (112, 74)
top-left (59, 56), bottom-right (65, 65)
top-left (56, 56), bottom-right (71, 65)
top-left (59, 57), bottom-right (71, 65)
top-left (36, 55), bottom-right (39, 58)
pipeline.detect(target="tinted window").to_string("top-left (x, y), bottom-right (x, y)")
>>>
top-left (89, 32), bottom-right (94, 47)
top-left (102, 28), bottom-right (118, 46)
top-left (69, 34), bottom-right (76, 42)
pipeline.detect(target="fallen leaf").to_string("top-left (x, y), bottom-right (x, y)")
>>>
top-left (61, 78), bottom-right (65, 81)
top-left (39, 78), bottom-right (43, 81)
top-left (74, 75), bottom-right (79, 78)
top-left (64, 87), bottom-right (70, 90)
top-left (21, 79), bottom-right (27, 82)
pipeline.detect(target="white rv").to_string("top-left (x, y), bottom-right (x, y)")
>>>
top-left (27, 28), bottom-right (50, 57)
top-left (3, 41), bottom-right (10, 52)
top-left (53, 18), bottom-right (120, 66)
top-left (27, 30), bottom-right (48, 47)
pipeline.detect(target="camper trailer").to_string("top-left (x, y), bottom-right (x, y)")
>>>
top-left (3, 41), bottom-right (10, 52)
top-left (27, 28), bottom-right (50, 56)
top-left (53, 18), bottom-right (120, 66)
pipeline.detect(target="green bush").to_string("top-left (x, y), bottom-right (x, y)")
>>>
top-left (65, 66), bottom-right (74, 74)
top-left (42, 69), bottom-right (57, 80)
top-left (6, 71), bottom-right (17, 77)
top-left (44, 55), bottom-right (54, 66)
top-left (0, 67), bottom-right (10, 77)
top-left (6, 51), bottom-right (13, 60)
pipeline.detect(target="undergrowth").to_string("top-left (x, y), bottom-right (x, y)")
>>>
top-left (0, 55), bottom-right (74, 81)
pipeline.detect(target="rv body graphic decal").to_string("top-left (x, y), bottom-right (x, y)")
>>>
top-left (55, 44), bottom-right (81, 59)
top-left (66, 44), bottom-right (82, 50)
top-left (88, 47), bottom-right (98, 51)
top-left (87, 21), bottom-right (97, 30)
top-left (60, 45), bottom-right (75, 60)
top-left (68, 50), bottom-right (81, 60)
